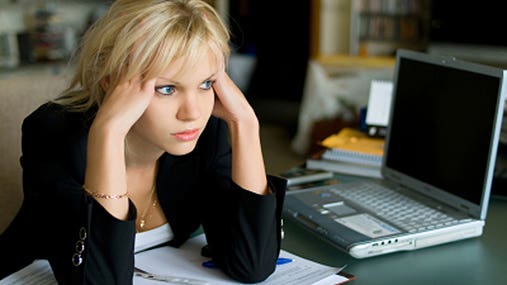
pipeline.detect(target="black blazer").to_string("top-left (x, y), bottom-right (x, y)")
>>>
top-left (0, 103), bottom-right (286, 284)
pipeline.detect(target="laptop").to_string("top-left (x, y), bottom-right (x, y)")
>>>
top-left (284, 49), bottom-right (507, 258)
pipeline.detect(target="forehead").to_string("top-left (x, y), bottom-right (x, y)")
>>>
top-left (157, 49), bottom-right (219, 82)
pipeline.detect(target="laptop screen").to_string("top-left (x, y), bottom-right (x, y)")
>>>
top-left (384, 50), bottom-right (506, 216)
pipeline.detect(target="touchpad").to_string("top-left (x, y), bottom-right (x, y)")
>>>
top-left (323, 202), bottom-right (357, 216)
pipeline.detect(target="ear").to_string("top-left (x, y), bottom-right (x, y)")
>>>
top-left (100, 76), bottom-right (110, 92)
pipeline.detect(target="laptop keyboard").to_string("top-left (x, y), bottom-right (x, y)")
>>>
top-left (332, 182), bottom-right (465, 233)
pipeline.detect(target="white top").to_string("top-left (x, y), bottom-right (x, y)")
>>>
top-left (134, 223), bottom-right (174, 253)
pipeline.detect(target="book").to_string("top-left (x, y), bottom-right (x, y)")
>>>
top-left (306, 150), bottom-right (382, 179)
top-left (322, 148), bottom-right (382, 167)
top-left (319, 127), bottom-right (384, 167)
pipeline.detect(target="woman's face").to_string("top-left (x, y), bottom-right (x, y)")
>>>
top-left (128, 50), bottom-right (218, 157)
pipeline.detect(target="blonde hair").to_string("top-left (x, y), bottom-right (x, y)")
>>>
top-left (55, 0), bottom-right (230, 112)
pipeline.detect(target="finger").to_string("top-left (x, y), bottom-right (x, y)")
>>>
top-left (141, 77), bottom-right (157, 95)
top-left (213, 69), bottom-right (231, 92)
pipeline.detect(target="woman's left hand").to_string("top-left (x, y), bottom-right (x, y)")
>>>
top-left (211, 68), bottom-right (257, 125)
top-left (211, 64), bottom-right (268, 195)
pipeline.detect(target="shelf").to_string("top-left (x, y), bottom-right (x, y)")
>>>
top-left (315, 54), bottom-right (395, 69)
top-left (350, 0), bottom-right (430, 56)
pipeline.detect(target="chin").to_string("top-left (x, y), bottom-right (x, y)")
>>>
top-left (165, 142), bottom-right (198, 156)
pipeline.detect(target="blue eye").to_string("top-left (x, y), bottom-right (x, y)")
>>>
top-left (200, 80), bottom-right (213, 90)
top-left (155, 85), bottom-right (175, 95)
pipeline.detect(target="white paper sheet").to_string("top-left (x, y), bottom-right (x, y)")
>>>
top-left (0, 234), bottom-right (350, 285)
top-left (365, 80), bottom-right (393, 126)
top-left (0, 260), bottom-right (56, 285)
top-left (134, 234), bottom-right (349, 285)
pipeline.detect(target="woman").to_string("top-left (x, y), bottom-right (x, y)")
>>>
top-left (0, 0), bottom-right (286, 284)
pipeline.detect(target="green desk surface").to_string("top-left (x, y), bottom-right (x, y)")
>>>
top-left (281, 196), bottom-right (507, 285)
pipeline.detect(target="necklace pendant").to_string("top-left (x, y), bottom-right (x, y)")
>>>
top-left (139, 219), bottom-right (145, 229)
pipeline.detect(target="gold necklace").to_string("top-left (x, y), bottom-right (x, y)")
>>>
top-left (138, 184), bottom-right (157, 231)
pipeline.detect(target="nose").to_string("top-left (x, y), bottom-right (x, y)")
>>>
top-left (176, 93), bottom-right (201, 121)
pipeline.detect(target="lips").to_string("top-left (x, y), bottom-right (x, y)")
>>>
top-left (172, 129), bottom-right (200, 142)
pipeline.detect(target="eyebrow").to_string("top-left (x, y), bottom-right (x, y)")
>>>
top-left (156, 72), bottom-right (217, 85)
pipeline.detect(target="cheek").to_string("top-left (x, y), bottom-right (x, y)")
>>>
top-left (130, 109), bottom-right (160, 138)
top-left (201, 93), bottom-right (215, 115)
top-left (134, 102), bottom-right (175, 134)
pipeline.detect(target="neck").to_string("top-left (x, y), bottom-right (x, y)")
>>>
top-left (127, 161), bottom-right (160, 233)
top-left (125, 132), bottom-right (164, 168)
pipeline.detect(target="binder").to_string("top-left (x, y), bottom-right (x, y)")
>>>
top-left (320, 127), bottom-right (384, 156)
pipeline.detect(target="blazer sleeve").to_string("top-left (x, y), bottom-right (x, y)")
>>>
top-left (0, 104), bottom-right (137, 284)
top-left (198, 118), bottom-right (288, 283)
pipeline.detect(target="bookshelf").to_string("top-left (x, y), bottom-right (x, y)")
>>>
top-left (309, 0), bottom-right (431, 57)
top-left (349, 0), bottom-right (431, 56)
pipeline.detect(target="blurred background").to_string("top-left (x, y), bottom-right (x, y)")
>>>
top-left (2, 0), bottom-right (506, 157)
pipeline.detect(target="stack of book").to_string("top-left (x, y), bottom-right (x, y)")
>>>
top-left (306, 127), bottom-right (384, 178)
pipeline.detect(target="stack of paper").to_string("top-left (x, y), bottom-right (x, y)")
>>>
top-left (306, 128), bottom-right (384, 178)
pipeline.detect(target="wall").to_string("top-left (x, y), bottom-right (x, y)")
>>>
top-left (0, 65), bottom-right (71, 233)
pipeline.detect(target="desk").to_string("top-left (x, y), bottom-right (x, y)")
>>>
top-left (282, 198), bottom-right (507, 285)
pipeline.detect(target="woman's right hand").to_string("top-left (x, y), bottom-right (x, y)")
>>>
top-left (84, 75), bottom-right (156, 220)
top-left (93, 76), bottom-right (157, 137)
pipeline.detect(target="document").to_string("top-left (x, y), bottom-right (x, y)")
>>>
top-left (0, 260), bottom-right (56, 285)
top-left (0, 234), bottom-right (352, 285)
top-left (134, 234), bottom-right (351, 285)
